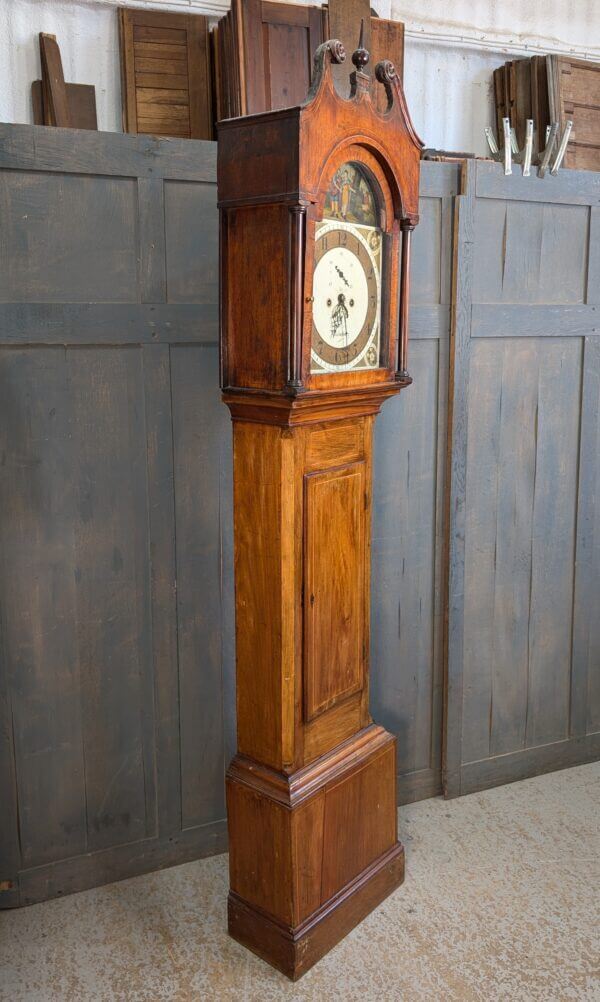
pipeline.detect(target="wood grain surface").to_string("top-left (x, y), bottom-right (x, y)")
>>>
top-left (119, 8), bottom-right (212, 139)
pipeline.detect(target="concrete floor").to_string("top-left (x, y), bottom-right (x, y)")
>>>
top-left (1, 763), bottom-right (598, 1002)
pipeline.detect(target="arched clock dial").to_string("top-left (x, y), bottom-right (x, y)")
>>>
top-left (311, 220), bottom-right (382, 373)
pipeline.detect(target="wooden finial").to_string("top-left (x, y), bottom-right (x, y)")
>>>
top-left (351, 19), bottom-right (369, 74)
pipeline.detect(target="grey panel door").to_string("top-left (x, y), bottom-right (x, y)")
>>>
top-left (0, 126), bottom-right (458, 905)
top-left (0, 126), bottom-right (231, 907)
top-left (372, 162), bottom-right (458, 804)
top-left (445, 159), bottom-right (600, 796)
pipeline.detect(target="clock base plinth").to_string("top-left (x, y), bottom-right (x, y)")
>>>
top-left (228, 843), bottom-right (404, 981)
top-left (226, 725), bottom-right (403, 980)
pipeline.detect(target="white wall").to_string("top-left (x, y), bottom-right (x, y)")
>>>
top-left (1, 0), bottom-right (598, 154)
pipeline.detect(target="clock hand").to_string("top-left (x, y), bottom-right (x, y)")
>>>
top-left (335, 264), bottom-right (350, 287)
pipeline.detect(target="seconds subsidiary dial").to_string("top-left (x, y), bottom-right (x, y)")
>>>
top-left (310, 220), bottom-right (381, 373)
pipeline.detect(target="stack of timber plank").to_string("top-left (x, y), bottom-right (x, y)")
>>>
top-left (493, 55), bottom-right (600, 170)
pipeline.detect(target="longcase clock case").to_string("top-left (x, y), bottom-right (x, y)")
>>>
top-left (218, 38), bottom-right (422, 980)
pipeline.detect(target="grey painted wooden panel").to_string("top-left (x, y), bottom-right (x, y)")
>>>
top-left (0, 348), bottom-right (88, 869)
top-left (475, 159), bottom-right (600, 205)
top-left (165, 181), bottom-right (219, 305)
top-left (372, 338), bottom-right (445, 802)
top-left (444, 172), bottom-right (476, 798)
top-left (407, 305), bottom-right (449, 341)
top-left (461, 337), bottom-right (581, 762)
top-left (411, 197), bottom-right (442, 305)
top-left (0, 303), bottom-right (219, 344)
top-left (0, 172), bottom-right (139, 303)
top-left (471, 304), bottom-right (599, 338)
top-left (371, 165), bottom-right (457, 804)
top-left (0, 124), bottom-right (218, 181)
top-left (472, 198), bottom-right (589, 305)
top-left (70, 347), bottom-right (157, 853)
top-left (0, 127), bottom-right (226, 907)
top-left (171, 345), bottom-right (228, 829)
top-left (446, 159), bottom-right (600, 797)
top-left (577, 209), bottom-right (600, 738)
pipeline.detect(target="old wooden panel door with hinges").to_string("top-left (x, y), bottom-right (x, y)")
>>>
top-left (218, 34), bottom-right (422, 980)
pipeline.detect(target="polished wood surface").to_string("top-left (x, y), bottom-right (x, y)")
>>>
top-left (219, 39), bottom-right (421, 978)
top-left (119, 8), bottom-right (213, 139)
top-left (304, 461), bottom-right (366, 719)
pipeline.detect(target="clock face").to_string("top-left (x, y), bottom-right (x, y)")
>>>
top-left (311, 220), bottom-right (382, 373)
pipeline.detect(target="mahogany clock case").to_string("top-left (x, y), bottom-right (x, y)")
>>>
top-left (218, 41), bottom-right (422, 979)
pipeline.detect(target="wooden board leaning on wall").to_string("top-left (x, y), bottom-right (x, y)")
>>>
top-left (211, 0), bottom-right (404, 119)
top-left (493, 54), bottom-right (600, 170)
top-left (119, 8), bottom-right (213, 139)
top-left (547, 56), bottom-right (600, 171)
top-left (32, 33), bottom-right (98, 130)
top-left (118, 3), bottom-right (404, 137)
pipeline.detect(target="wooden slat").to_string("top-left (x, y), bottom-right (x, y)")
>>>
top-left (471, 304), bottom-right (599, 338)
top-left (138, 177), bottom-right (167, 303)
top-left (135, 72), bottom-right (189, 91)
top-left (18, 116), bottom-right (196, 183)
top-left (475, 159), bottom-right (600, 205)
top-left (143, 345), bottom-right (181, 836)
top-left (188, 14), bottom-right (212, 140)
top-left (133, 25), bottom-right (187, 43)
top-left (0, 124), bottom-right (217, 180)
top-left (408, 305), bottom-right (449, 340)
top-left (371, 182), bottom-right (451, 804)
top-left (460, 733), bottom-right (600, 795)
top-left (526, 340), bottom-right (581, 747)
top-left (327, 0), bottom-right (371, 97)
top-left (560, 61), bottom-right (600, 105)
top-left (171, 345), bottom-right (227, 827)
top-left (39, 33), bottom-right (70, 128)
top-left (443, 163), bottom-right (475, 798)
top-left (164, 178), bottom-right (219, 305)
top-left (137, 105), bottom-right (190, 124)
top-left (371, 17), bottom-right (404, 114)
top-left (137, 121), bottom-right (190, 138)
top-left (134, 56), bottom-right (189, 75)
top-left (134, 41), bottom-right (188, 60)
top-left (372, 340), bottom-right (443, 793)
top-left (241, 0), bottom-right (267, 114)
top-left (69, 348), bottom-right (157, 851)
top-left (0, 638), bottom-right (20, 904)
top-left (0, 348), bottom-right (87, 867)
top-left (119, 9), bottom-right (138, 132)
top-left (18, 820), bottom-right (227, 907)
top-left (571, 207), bottom-right (600, 738)
top-left (573, 339), bottom-right (600, 736)
top-left (0, 303), bottom-right (218, 344)
top-left (460, 337), bottom-right (503, 764)
top-left (556, 58), bottom-right (600, 171)
top-left (136, 88), bottom-right (189, 106)
top-left (419, 161), bottom-right (460, 199)
top-left (32, 80), bottom-right (97, 130)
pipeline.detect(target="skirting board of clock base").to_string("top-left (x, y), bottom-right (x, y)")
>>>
top-left (226, 725), bottom-right (404, 980)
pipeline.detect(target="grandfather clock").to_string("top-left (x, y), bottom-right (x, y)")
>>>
top-left (218, 34), bottom-right (422, 980)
